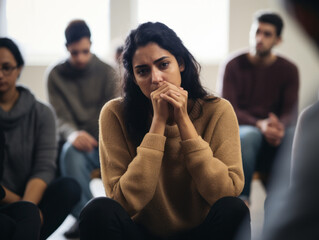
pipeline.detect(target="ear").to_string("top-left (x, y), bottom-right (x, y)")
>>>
top-left (275, 36), bottom-right (282, 46)
top-left (178, 58), bottom-right (185, 72)
top-left (16, 66), bottom-right (23, 78)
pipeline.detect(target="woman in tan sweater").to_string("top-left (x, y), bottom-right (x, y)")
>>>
top-left (80, 22), bottom-right (250, 240)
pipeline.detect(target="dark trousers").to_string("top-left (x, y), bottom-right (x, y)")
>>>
top-left (0, 177), bottom-right (81, 240)
top-left (0, 201), bottom-right (41, 240)
top-left (79, 196), bottom-right (251, 240)
top-left (38, 177), bottom-right (81, 240)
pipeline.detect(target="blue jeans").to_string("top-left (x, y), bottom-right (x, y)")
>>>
top-left (239, 125), bottom-right (263, 201)
top-left (239, 125), bottom-right (295, 202)
top-left (60, 141), bottom-right (100, 219)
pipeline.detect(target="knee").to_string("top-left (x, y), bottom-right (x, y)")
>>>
top-left (16, 201), bottom-right (40, 217)
top-left (60, 142), bottom-right (86, 168)
top-left (213, 197), bottom-right (250, 222)
top-left (240, 127), bottom-right (262, 147)
top-left (61, 142), bottom-right (82, 162)
top-left (11, 201), bottom-right (41, 225)
top-left (80, 197), bottom-right (122, 222)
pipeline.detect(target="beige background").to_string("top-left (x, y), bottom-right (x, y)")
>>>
top-left (18, 0), bottom-right (319, 113)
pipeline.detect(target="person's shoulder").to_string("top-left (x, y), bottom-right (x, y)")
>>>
top-left (224, 49), bottom-right (249, 66)
top-left (49, 58), bottom-right (69, 72)
top-left (276, 55), bottom-right (298, 71)
top-left (201, 96), bottom-right (234, 115)
top-left (46, 58), bottom-right (69, 81)
top-left (101, 97), bottom-right (124, 115)
top-left (34, 100), bottom-right (55, 119)
top-left (299, 101), bottom-right (319, 124)
top-left (93, 55), bottom-right (115, 71)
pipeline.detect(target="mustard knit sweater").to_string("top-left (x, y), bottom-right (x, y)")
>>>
top-left (99, 97), bottom-right (244, 237)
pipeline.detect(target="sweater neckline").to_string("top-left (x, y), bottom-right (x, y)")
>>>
top-left (244, 53), bottom-right (280, 69)
top-left (0, 86), bottom-right (36, 129)
top-left (164, 99), bottom-right (203, 138)
top-left (66, 54), bottom-right (97, 73)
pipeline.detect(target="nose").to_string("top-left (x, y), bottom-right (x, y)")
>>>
top-left (151, 68), bottom-right (162, 84)
top-left (256, 33), bottom-right (263, 43)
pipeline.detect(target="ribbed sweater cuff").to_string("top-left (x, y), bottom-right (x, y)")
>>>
top-left (140, 133), bottom-right (166, 151)
top-left (180, 136), bottom-right (209, 154)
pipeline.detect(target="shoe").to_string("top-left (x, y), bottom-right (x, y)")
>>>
top-left (64, 220), bottom-right (80, 239)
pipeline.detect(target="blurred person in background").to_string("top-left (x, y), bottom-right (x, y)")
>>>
top-left (0, 37), bottom-right (80, 240)
top-left (46, 19), bottom-right (118, 238)
top-left (219, 11), bottom-right (299, 206)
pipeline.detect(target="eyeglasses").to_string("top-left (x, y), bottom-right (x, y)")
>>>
top-left (0, 65), bottom-right (18, 76)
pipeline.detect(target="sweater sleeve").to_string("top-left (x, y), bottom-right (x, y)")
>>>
top-left (99, 102), bottom-right (166, 216)
top-left (221, 61), bottom-right (258, 125)
top-left (29, 103), bottom-right (57, 185)
top-left (182, 100), bottom-right (244, 205)
top-left (46, 70), bottom-right (78, 140)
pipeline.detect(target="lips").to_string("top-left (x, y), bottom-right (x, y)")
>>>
top-left (256, 43), bottom-right (263, 48)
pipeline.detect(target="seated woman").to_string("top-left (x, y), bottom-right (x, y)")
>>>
top-left (0, 37), bottom-right (81, 240)
top-left (80, 22), bottom-right (250, 240)
top-left (0, 126), bottom-right (41, 240)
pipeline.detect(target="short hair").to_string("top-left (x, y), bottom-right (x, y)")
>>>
top-left (0, 37), bottom-right (24, 68)
top-left (254, 11), bottom-right (284, 37)
top-left (65, 20), bottom-right (91, 46)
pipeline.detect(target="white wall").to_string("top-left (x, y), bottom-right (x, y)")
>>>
top-left (18, 0), bottom-right (319, 112)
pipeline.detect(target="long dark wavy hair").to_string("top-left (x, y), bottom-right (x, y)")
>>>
top-left (122, 22), bottom-right (210, 144)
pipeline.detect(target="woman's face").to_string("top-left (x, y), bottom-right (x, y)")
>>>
top-left (0, 47), bottom-right (21, 93)
top-left (132, 42), bottom-right (184, 98)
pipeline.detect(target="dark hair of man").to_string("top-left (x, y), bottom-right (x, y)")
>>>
top-left (0, 38), bottom-right (25, 68)
top-left (255, 11), bottom-right (284, 37)
top-left (65, 20), bottom-right (91, 46)
top-left (122, 22), bottom-right (211, 145)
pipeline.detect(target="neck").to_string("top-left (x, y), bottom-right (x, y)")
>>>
top-left (0, 88), bottom-right (19, 112)
top-left (248, 51), bottom-right (277, 66)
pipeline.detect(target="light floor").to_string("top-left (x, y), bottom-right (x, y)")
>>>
top-left (48, 179), bottom-right (267, 240)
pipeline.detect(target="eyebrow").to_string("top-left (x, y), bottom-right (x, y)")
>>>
top-left (0, 62), bottom-right (13, 66)
top-left (134, 56), bottom-right (169, 69)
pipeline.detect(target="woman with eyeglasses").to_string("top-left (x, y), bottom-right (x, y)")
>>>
top-left (80, 22), bottom-right (251, 240)
top-left (0, 126), bottom-right (42, 239)
top-left (0, 37), bottom-right (81, 240)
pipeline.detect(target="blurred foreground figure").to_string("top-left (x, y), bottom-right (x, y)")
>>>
top-left (262, 0), bottom-right (319, 239)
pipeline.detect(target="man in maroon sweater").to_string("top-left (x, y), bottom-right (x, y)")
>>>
top-left (219, 11), bottom-right (299, 205)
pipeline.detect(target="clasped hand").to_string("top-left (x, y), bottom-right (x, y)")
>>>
top-left (150, 81), bottom-right (188, 125)
top-left (257, 113), bottom-right (285, 146)
top-left (68, 130), bottom-right (98, 152)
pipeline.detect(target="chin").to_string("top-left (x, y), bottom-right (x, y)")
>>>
top-left (0, 84), bottom-right (8, 92)
top-left (256, 50), bottom-right (271, 58)
top-left (75, 63), bottom-right (88, 69)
